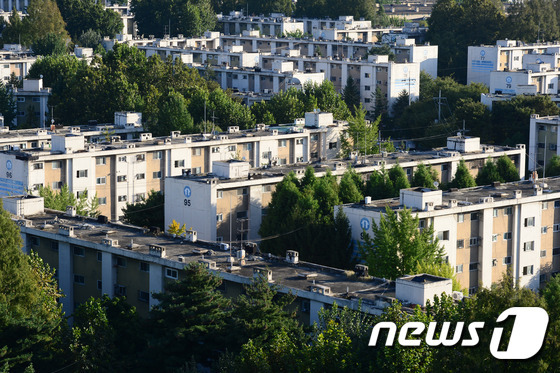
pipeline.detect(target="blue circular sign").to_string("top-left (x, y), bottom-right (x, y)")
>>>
top-left (537, 58), bottom-right (542, 64)
top-left (480, 50), bottom-right (486, 56)
top-left (183, 186), bottom-right (192, 198)
top-left (403, 67), bottom-right (408, 73)
top-left (360, 218), bottom-right (370, 231)
top-left (6, 160), bottom-right (12, 170)
top-left (506, 76), bottom-right (512, 84)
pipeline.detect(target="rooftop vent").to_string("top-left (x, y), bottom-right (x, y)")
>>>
top-left (149, 244), bottom-right (166, 258)
top-left (286, 250), bottom-right (299, 264)
top-left (355, 264), bottom-right (369, 277)
top-left (58, 225), bottom-right (74, 237)
top-left (253, 267), bottom-right (273, 282)
top-left (309, 284), bottom-right (331, 295)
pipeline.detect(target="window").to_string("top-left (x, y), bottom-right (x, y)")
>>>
top-left (97, 252), bottom-right (102, 261)
top-left (118, 156), bottom-right (127, 162)
top-left (17, 97), bottom-right (25, 102)
top-left (523, 241), bottom-right (535, 251)
top-left (364, 98), bottom-right (371, 103)
top-left (153, 151), bottom-right (162, 160)
top-left (329, 142), bottom-right (337, 149)
top-left (470, 237), bottom-right (479, 246)
top-left (135, 193), bottom-right (145, 202)
top-left (469, 263), bottom-right (478, 271)
top-left (523, 265), bottom-right (534, 276)
top-left (278, 140), bottom-right (287, 147)
top-left (51, 241), bottom-right (59, 251)
top-left (295, 139), bottom-right (304, 145)
top-left (419, 220), bottom-right (426, 229)
top-left (279, 158), bottom-right (287, 165)
top-left (237, 188), bottom-right (248, 196)
top-left (237, 211), bottom-right (248, 219)
top-left (28, 236), bottom-right (39, 246)
top-left (554, 248), bottom-right (560, 256)
top-left (115, 285), bottom-right (127, 296)
top-left (33, 163), bottom-right (43, 170)
top-left (243, 143), bottom-right (252, 150)
top-left (52, 181), bottom-right (62, 189)
top-left (74, 275), bottom-right (85, 285)
top-left (174, 160), bottom-right (185, 168)
top-left (96, 177), bottom-right (106, 185)
top-left (136, 154), bottom-right (145, 162)
top-left (153, 171), bottom-right (162, 179)
top-left (503, 232), bottom-right (512, 240)
top-left (503, 256), bottom-right (512, 265)
top-left (310, 134), bottom-right (319, 141)
top-left (492, 234), bottom-right (498, 242)
top-left (98, 197), bottom-right (107, 205)
top-left (549, 83), bottom-right (555, 89)
top-left (211, 147), bottom-right (220, 153)
top-left (96, 157), bottom-right (106, 165)
top-left (469, 287), bottom-right (478, 296)
top-left (556, 201), bottom-right (560, 208)
top-left (455, 264), bottom-right (463, 273)
top-left (457, 214), bottom-right (464, 223)
top-left (136, 173), bottom-right (145, 180)
top-left (138, 291), bottom-right (150, 303)
top-left (365, 73), bottom-right (370, 78)
top-left (262, 185), bottom-right (272, 193)
top-left (541, 250), bottom-right (547, 258)
top-left (228, 145), bottom-right (236, 152)
top-left (505, 206), bottom-right (513, 215)
top-left (457, 239), bottom-right (464, 249)
top-left (32, 97), bottom-right (40, 103)
top-left (117, 175), bottom-right (127, 182)
top-left (73, 246), bottom-right (85, 257)
top-left (471, 213), bottom-right (478, 221)
top-left (365, 85), bottom-right (371, 91)
top-left (555, 224), bottom-right (560, 232)
top-left (97, 280), bottom-right (102, 290)
top-left (437, 231), bottom-right (449, 240)
top-left (216, 214), bottom-right (223, 222)
top-left (165, 268), bottom-right (178, 279)
top-left (116, 257), bottom-right (127, 267)
top-left (543, 202), bottom-right (549, 210)
top-left (217, 191), bottom-right (223, 199)
top-left (542, 226), bottom-right (548, 234)
top-left (52, 161), bottom-right (61, 169)
top-left (191, 167), bottom-right (201, 174)
top-left (118, 195), bottom-right (127, 202)
top-left (262, 152), bottom-right (269, 159)
top-left (76, 170), bottom-right (88, 178)
top-left (493, 208), bottom-right (499, 218)
top-left (540, 274), bottom-right (547, 283)
top-left (524, 217), bottom-right (535, 227)
top-left (192, 148), bottom-right (201, 156)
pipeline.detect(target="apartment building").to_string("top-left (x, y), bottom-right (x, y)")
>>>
top-left (12, 79), bottom-right (51, 128)
top-left (165, 135), bottom-right (525, 243)
top-left (217, 12), bottom-right (305, 37)
top-left (0, 112), bottom-right (346, 220)
top-left (338, 178), bottom-right (560, 293)
top-left (467, 39), bottom-right (560, 88)
top-left (528, 113), bottom-right (560, 172)
top-left (6, 195), bottom-right (456, 322)
top-left (0, 47), bottom-right (36, 82)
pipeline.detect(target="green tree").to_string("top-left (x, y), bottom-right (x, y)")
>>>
top-left (476, 158), bottom-right (502, 185)
top-left (339, 168), bottom-right (364, 203)
top-left (38, 185), bottom-right (99, 217)
top-left (56, 0), bottom-right (123, 40)
top-left (78, 29), bottom-right (102, 48)
top-left (22, 0), bottom-right (70, 46)
top-left (151, 89), bottom-right (194, 136)
top-left (342, 76), bottom-right (360, 114)
top-left (449, 159), bottom-right (476, 189)
top-left (412, 163), bottom-right (439, 189)
top-left (1, 8), bottom-right (25, 45)
top-left (0, 81), bottom-right (16, 127)
top-left (365, 169), bottom-right (394, 199)
top-left (415, 261), bottom-right (464, 293)
top-left (546, 155), bottom-right (560, 177)
top-left (496, 155), bottom-right (520, 182)
top-left (388, 163), bottom-right (411, 192)
top-left (0, 200), bottom-right (66, 372)
top-left (342, 105), bottom-right (382, 157)
top-left (504, 0), bottom-right (560, 42)
top-left (149, 263), bottom-right (231, 369)
top-left (121, 190), bottom-right (164, 229)
top-left (31, 32), bottom-right (68, 56)
top-left (360, 206), bottom-right (444, 279)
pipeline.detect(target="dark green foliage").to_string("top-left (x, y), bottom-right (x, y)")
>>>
top-left (259, 168), bottom-right (355, 268)
top-left (342, 76), bottom-right (360, 114)
top-left (56, 0), bottom-right (123, 40)
top-left (476, 158), bottom-right (502, 185)
top-left (341, 106), bottom-right (395, 157)
top-left (365, 164), bottom-right (410, 199)
top-left (293, 0), bottom-right (387, 26)
top-left (546, 155), bottom-right (560, 177)
top-left (31, 32), bottom-right (68, 56)
top-left (151, 89), bottom-right (194, 136)
top-left (412, 163), bottom-right (439, 189)
top-left (339, 168), bottom-right (364, 203)
top-left (11, 0), bottom-right (70, 46)
top-left (78, 29), bottom-right (102, 48)
top-left (132, 0), bottom-right (215, 38)
top-left (504, 0), bottom-right (560, 42)
top-left (38, 184), bottom-right (100, 217)
top-left (121, 190), bottom-right (164, 229)
top-left (360, 206), bottom-right (444, 279)
top-left (150, 262), bottom-right (231, 369)
top-left (0, 80), bottom-right (16, 127)
top-left (496, 155), bottom-right (520, 182)
top-left (449, 159), bottom-right (476, 189)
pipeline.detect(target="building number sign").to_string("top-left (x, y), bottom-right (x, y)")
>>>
top-left (183, 186), bottom-right (192, 206)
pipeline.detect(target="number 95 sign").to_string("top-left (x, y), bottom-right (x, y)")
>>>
top-left (183, 186), bottom-right (191, 207)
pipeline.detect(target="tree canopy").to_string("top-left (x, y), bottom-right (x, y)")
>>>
top-left (121, 190), bottom-right (165, 229)
top-left (449, 159), bottom-right (476, 189)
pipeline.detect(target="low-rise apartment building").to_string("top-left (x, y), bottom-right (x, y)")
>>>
top-left (6, 195), bottom-right (455, 322)
top-left (0, 112), bottom-right (346, 220)
top-left (528, 113), bottom-right (560, 172)
top-left (165, 136), bottom-right (525, 243)
top-left (338, 178), bottom-right (560, 293)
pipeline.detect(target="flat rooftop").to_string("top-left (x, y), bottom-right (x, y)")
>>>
top-left (20, 209), bottom-right (397, 308)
